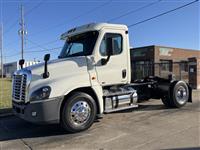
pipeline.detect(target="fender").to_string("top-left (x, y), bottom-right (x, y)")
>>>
top-left (60, 86), bottom-right (103, 116)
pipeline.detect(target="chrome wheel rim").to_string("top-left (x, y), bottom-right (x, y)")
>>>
top-left (70, 101), bottom-right (91, 126)
top-left (176, 86), bottom-right (187, 105)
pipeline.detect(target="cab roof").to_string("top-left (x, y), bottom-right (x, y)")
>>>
top-left (60, 23), bottom-right (128, 40)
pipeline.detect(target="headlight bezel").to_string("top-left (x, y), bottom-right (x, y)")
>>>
top-left (30, 86), bottom-right (51, 102)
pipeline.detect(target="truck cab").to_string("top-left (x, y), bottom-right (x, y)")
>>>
top-left (12, 23), bottom-right (191, 133)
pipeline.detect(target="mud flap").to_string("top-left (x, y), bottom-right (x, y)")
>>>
top-left (187, 83), bottom-right (192, 103)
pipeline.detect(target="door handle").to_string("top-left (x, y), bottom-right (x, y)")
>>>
top-left (122, 69), bottom-right (126, 79)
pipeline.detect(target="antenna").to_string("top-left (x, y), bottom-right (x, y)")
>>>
top-left (18, 4), bottom-right (27, 60)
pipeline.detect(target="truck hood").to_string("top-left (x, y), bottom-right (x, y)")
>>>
top-left (25, 56), bottom-right (89, 91)
top-left (14, 56), bottom-right (93, 100)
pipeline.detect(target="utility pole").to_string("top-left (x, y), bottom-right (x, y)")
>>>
top-left (0, 23), bottom-right (3, 79)
top-left (19, 4), bottom-right (27, 60)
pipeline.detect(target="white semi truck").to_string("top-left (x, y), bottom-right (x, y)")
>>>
top-left (12, 23), bottom-right (192, 133)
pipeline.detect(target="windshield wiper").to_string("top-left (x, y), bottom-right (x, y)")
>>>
top-left (66, 43), bottom-right (73, 57)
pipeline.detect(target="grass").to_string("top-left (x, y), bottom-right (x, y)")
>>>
top-left (0, 78), bottom-right (12, 109)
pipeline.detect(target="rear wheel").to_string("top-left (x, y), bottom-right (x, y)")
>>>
top-left (61, 92), bottom-right (97, 133)
top-left (171, 81), bottom-right (189, 108)
top-left (162, 81), bottom-right (189, 108)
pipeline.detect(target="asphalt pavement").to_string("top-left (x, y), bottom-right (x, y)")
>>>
top-left (0, 91), bottom-right (200, 150)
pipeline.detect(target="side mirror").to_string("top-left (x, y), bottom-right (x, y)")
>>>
top-left (43, 54), bottom-right (50, 79)
top-left (19, 59), bottom-right (25, 69)
top-left (101, 58), bottom-right (108, 65)
top-left (44, 54), bottom-right (50, 62)
top-left (101, 38), bottom-right (113, 65)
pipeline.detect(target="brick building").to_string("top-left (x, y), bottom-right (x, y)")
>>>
top-left (130, 45), bottom-right (200, 89)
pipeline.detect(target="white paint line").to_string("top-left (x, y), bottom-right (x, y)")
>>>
top-left (103, 133), bottom-right (127, 143)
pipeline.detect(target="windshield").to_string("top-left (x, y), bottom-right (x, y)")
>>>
top-left (59, 31), bottom-right (98, 58)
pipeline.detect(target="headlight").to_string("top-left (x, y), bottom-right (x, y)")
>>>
top-left (30, 86), bottom-right (51, 101)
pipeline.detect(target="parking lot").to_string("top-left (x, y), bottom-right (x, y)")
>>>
top-left (0, 91), bottom-right (199, 150)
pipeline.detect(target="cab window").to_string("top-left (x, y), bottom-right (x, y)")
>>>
top-left (100, 33), bottom-right (122, 56)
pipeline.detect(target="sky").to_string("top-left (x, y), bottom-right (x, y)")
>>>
top-left (0, 0), bottom-right (199, 63)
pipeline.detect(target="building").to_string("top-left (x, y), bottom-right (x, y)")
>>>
top-left (131, 45), bottom-right (200, 89)
top-left (3, 60), bottom-right (40, 77)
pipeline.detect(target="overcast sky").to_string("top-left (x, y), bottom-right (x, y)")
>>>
top-left (0, 0), bottom-right (199, 63)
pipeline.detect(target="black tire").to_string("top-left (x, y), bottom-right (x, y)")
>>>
top-left (171, 81), bottom-right (189, 108)
top-left (61, 92), bottom-right (97, 133)
top-left (161, 96), bottom-right (173, 108)
top-left (162, 81), bottom-right (189, 108)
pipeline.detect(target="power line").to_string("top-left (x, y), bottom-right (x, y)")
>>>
top-left (4, 0), bottom-right (198, 59)
top-left (4, 20), bottom-right (18, 35)
top-left (5, 46), bottom-right (62, 58)
top-left (3, 1), bottom-right (44, 51)
top-left (4, 0), bottom-right (111, 50)
top-left (24, 0), bottom-right (44, 16)
top-left (128, 0), bottom-right (199, 28)
top-left (25, 39), bottom-right (60, 51)
top-left (4, 0), bottom-right (159, 56)
top-left (4, 0), bottom-right (44, 35)
top-left (14, 0), bottom-right (159, 52)
top-left (4, 35), bottom-right (58, 54)
top-left (26, 38), bottom-right (48, 51)
top-left (108, 0), bottom-right (163, 22)
top-left (25, 46), bottom-right (62, 53)
top-left (12, 0), bottom-right (112, 53)
top-left (22, 0), bottom-right (198, 53)
top-left (4, 38), bottom-right (59, 53)
top-left (29, 0), bottom-right (112, 37)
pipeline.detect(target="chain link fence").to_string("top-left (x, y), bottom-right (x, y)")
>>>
top-left (0, 78), bottom-right (12, 109)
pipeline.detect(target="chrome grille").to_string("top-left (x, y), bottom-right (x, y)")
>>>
top-left (12, 74), bottom-right (27, 102)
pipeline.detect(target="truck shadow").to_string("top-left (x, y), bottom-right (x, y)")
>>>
top-left (0, 116), bottom-right (86, 142)
top-left (0, 102), bottom-right (194, 142)
top-left (137, 103), bottom-right (176, 111)
top-left (0, 106), bottom-right (162, 142)
top-left (111, 103), bottom-right (173, 114)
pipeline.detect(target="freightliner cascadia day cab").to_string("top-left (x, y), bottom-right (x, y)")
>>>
top-left (12, 23), bottom-right (192, 133)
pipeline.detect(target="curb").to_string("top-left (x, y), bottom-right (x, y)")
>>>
top-left (0, 108), bottom-right (13, 118)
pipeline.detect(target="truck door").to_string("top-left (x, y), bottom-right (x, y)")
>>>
top-left (95, 30), bottom-right (129, 85)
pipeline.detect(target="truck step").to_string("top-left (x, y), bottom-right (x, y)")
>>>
top-left (104, 104), bottom-right (138, 113)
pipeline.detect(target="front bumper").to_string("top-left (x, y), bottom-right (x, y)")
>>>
top-left (12, 96), bottom-right (64, 124)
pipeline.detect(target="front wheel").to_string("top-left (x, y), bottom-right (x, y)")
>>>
top-left (61, 92), bottom-right (97, 133)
